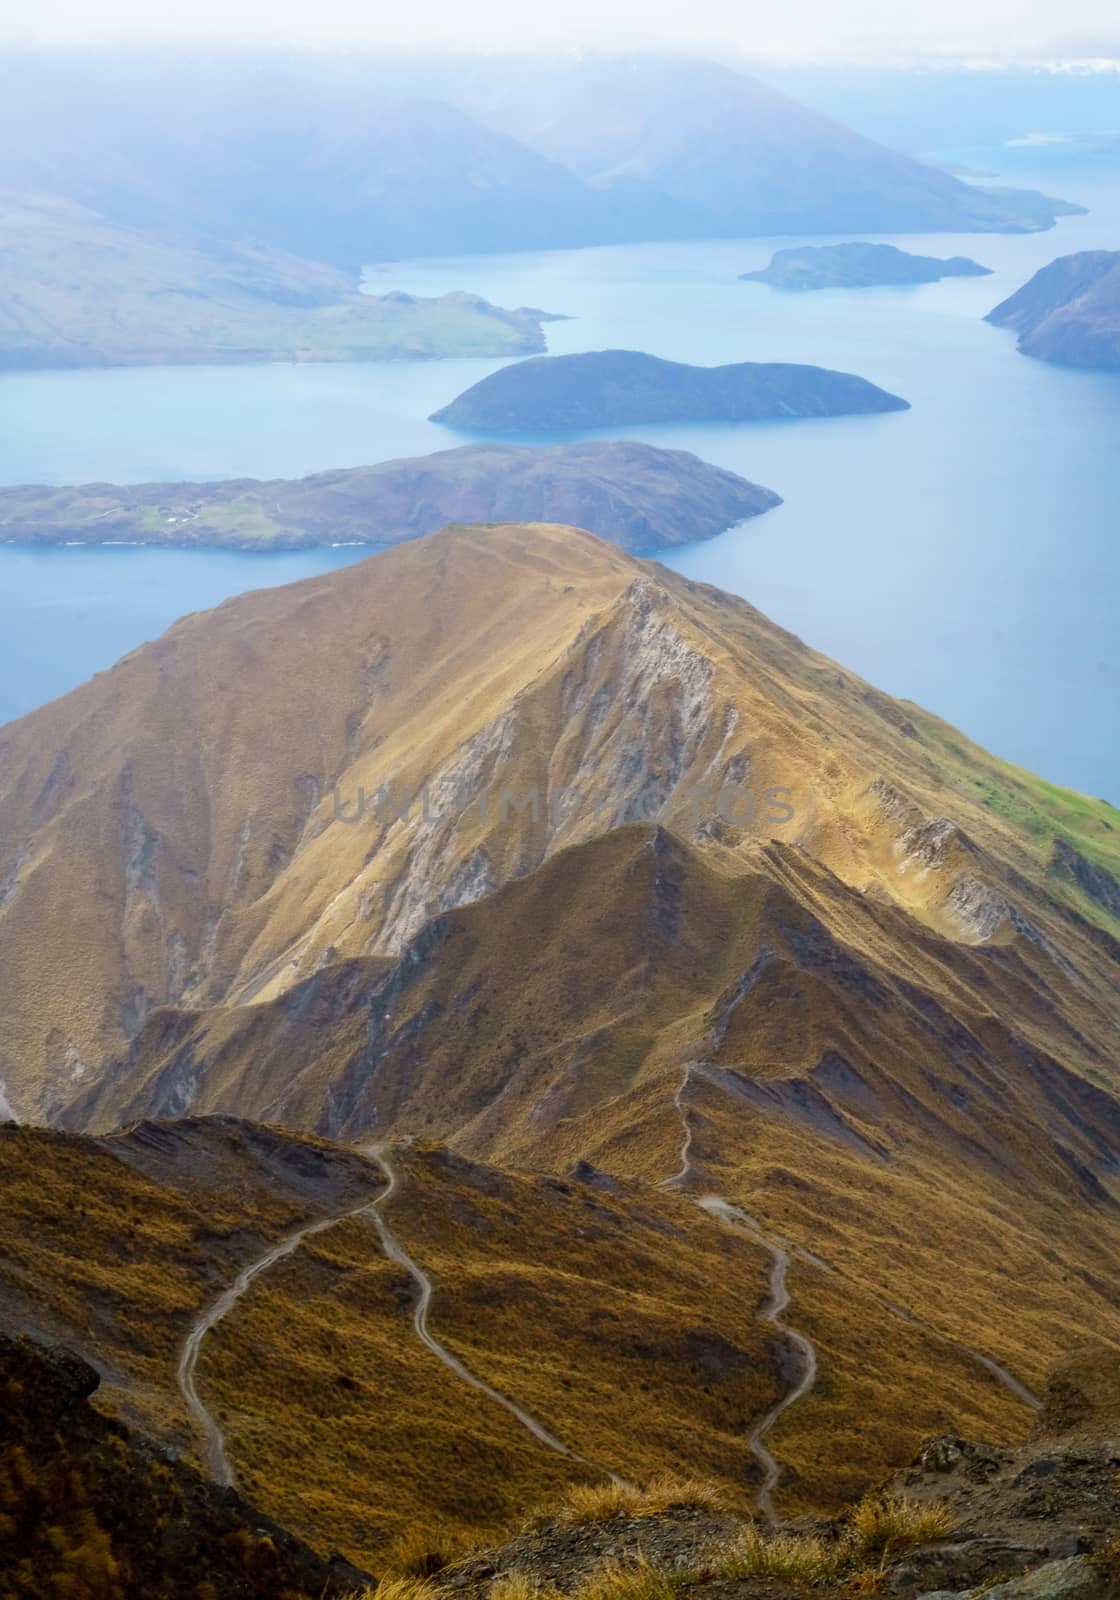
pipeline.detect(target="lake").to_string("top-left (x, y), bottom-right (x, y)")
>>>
top-left (2, 171), bottom-right (1119, 800)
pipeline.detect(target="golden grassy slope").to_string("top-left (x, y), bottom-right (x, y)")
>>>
top-left (0, 1126), bottom-right (792, 1565)
top-left (0, 1120), bottom-right (380, 1442)
top-left (2, 519), bottom-right (1116, 1126)
top-left (2, 521), bottom-right (1119, 1551)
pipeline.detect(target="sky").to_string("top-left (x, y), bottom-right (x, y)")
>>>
top-left (5, 0), bottom-right (1120, 65)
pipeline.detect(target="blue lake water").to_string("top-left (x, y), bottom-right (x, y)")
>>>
top-left (2, 169), bottom-right (1119, 799)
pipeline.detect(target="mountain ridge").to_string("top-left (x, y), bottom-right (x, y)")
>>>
top-left (1, 524), bottom-right (1118, 1559)
top-left (0, 50), bottom-right (1079, 267)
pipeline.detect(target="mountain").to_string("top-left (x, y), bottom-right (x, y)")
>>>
top-left (2, 520), bottom-right (1116, 1126)
top-left (0, 51), bottom-right (1080, 269)
top-left (741, 243), bottom-right (992, 291)
top-left (447, 55), bottom-right (1080, 240)
top-left (430, 351), bottom-right (909, 430)
top-left (0, 53), bottom-right (621, 265)
top-left (0, 192), bottom-right (558, 370)
top-left (1, 522), bottom-right (1118, 1542)
top-left (0, 443), bottom-right (780, 554)
top-left (986, 251), bottom-right (1120, 368)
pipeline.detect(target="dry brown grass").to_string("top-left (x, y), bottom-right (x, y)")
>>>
top-left (488, 1573), bottom-right (565, 1600)
top-left (848, 1494), bottom-right (956, 1557)
top-left (709, 1527), bottom-right (844, 1585)
top-left (552, 1475), bottom-right (727, 1526)
top-left (574, 1556), bottom-right (685, 1600)
top-left (367, 1579), bottom-right (440, 1600)
top-left (379, 1525), bottom-right (470, 1579)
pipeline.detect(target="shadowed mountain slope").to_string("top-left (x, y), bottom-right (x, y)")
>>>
top-left (0, 1330), bottom-right (371, 1598)
top-left (430, 351), bottom-right (908, 430)
top-left (986, 250), bottom-right (1120, 367)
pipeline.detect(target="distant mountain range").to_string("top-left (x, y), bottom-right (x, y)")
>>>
top-left (0, 50), bottom-right (1083, 269)
top-left (0, 442), bottom-right (780, 553)
top-left (986, 251), bottom-right (1120, 368)
top-left (431, 350), bottom-right (909, 430)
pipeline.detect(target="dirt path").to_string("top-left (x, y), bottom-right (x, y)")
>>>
top-left (179, 1145), bottom-right (616, 1492)
top-left (663, 1061), bottom-right (1038, 1523)
top-left (0, 1078), bottom-right (19, 1124)
top-left (662, 1066), bottom-right (818, 1524)
top-left (365, 1145), bottom-right (606, 1467)
top-left (664, 1064), bottom-right (697, 1187)
top-left (178, 1202), bottom-right (374, 1487)
top-left (697, 1195), bottom-right (818, 1527)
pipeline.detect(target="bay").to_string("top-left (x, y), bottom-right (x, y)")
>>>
top-left (1, 168), bottom-right (1118, 798)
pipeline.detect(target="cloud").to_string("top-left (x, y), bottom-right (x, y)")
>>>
top-left (5, 0), bottom-right (1120, 63)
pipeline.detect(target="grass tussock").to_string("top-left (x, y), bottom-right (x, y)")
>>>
top-left (710, 1527), bottom-right (843, 1585)
top-left (489, 1574), bottom-right (564, 1600)
top-left (849, 1494), bottom-right (956, 1557)
top-left (552, 1475), bottom-right (727, 1526)
top-left (574, 1555), bottom-right (685, 1600)
top-left (379, 1526), bottom-right (467, 1579)
top-left (368, 1579), bottom-right (441, 1600)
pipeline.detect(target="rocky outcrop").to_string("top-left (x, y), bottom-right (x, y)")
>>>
top-left (917, 1555), bottom-right (1116, 1600)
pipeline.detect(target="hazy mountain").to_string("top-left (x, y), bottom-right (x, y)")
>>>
top-left (986, 250), bottom-right (1120, 367)
top-left (0, 442), bottom-right (780, 553)
top-left (741, 243), bottom-right (992, 290)
top-left (430, 351), bottom-right (909, 429)
top-left (0, 50), bottom-right (1079, 270)
top-left (449, 55), bottom-right (1079, 239)
top-left (0, 192), bottom-right (557, 369)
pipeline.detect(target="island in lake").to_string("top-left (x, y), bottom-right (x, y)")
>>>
top-left (429, 349), bottom-right (909, 431)
top-left (986, 250), bottom-right (1120, 368)
top-left (0, 442), bottom-right (781, 555)
top-left (741, 241), bottom-right (992, 290)
top-left (0, 193), bottom-right (562, 370)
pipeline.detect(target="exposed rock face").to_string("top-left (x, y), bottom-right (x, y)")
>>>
top-left (0, 441), bottom-right (781, 554)
top-left (894, 1350), bottom-right (1120, 1587)
top-left (986, 252), bottom-right (1120, 367)
top-left (430, 349), bottom-right (909, 430)
top-left (917, 1556), bottom-right (1115, 1600)
top-left (741, 242), bottom-right (991, 290)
